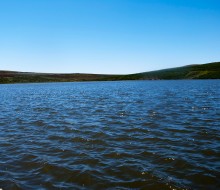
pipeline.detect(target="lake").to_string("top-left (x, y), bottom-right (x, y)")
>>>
top-left (0, 80), bottom-right (219, 190)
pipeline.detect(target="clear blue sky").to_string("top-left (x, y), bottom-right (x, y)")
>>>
top-left (0, 0), bottom-right (220, 74)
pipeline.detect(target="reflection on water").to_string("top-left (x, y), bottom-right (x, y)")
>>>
top-left (0, 80), bottom-right (220, 190)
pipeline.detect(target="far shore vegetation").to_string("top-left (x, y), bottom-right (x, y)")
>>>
top-left (1, 62), bottom-right (220, 84)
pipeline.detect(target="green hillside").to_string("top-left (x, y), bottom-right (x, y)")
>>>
top-left (0, 62), bottom-right (219, 84)
top-left (126, 62), bottom-right (220, 80)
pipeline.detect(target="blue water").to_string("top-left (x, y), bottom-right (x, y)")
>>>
top-left (0, 80), bottom-right (220, 190)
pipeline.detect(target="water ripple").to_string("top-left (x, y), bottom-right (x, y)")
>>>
top-left (0, 80), bottom-right (220, 189)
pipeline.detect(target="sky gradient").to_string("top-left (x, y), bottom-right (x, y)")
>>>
top-left (0, 0), bottom-right (220, 74)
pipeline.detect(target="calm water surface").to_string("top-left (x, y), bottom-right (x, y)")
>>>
top-left (0, 80), bottom-right (219, 190)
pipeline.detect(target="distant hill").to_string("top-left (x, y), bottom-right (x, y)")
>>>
top-left (0, 71), bottom-right (121, 84)
top-left (141, 62), bottom-right (220, 79)
top-left (0, 62), bottom-right (220, 84)
top-left (124, 62), bottom-right (220, 80)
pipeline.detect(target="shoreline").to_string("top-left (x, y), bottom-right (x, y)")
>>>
top-left (1, 62), bottom-right (220, 84)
